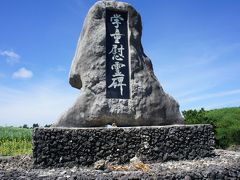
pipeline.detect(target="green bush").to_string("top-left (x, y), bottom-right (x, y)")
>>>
top-left (182, 108), bottom-right (215, 125)
top-left (183, 107), bottom-right (240, 149)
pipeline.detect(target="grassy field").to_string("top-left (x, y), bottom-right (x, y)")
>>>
top-left (0, 127), bottom-right (32, 156)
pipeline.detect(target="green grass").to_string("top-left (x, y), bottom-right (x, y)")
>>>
top-left (0, 127), bottom-right (32, 156)
top-left (183, 107), bottom-right (240, 148)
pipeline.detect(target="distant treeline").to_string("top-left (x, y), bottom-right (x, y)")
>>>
top-left (19, 124), bottom-right (52, 129)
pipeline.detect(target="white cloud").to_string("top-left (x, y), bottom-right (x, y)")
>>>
top-left (0, 50), bottom-right (20, 65)
top-left (0, 50), bottom-right (20, 59)
top-left (12, 67), bottom-right (33, 79)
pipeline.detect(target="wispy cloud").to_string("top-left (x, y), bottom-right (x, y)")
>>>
top-left (0, 50), bottom-right (20, 59)
top-left (205, 99), bottom-right (240, 110)
top-left (0, 79), bottom-right (79, 126)
top-left (150, 42), bottom-right (240, 111)
top-left (12, 67), bottom-right (33, 79)
top-left (0, 50), bottom-right (20, 65)
top-left (182, 89), bottom-right (240, 103)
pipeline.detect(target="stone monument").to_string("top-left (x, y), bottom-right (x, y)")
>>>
top-left (32, 1), bottom-right (216, 168)
top-left (53, 0), bottom-right (184, 127)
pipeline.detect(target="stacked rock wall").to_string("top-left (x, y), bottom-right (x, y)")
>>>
top-left (33, 125), bottom-right (215, 167)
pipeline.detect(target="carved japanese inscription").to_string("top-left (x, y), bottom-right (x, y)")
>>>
top-left (106, 9), bottom-right (130, 99)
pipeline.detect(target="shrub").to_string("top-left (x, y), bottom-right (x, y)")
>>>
top-left (183, 107), bottom-right (240, 149)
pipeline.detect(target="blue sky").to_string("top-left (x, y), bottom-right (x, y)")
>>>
top-left (0, 0), bottom-right (240, 126)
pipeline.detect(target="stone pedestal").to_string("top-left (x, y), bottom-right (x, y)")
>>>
top-left (33, 125), bottom-right (215, 167)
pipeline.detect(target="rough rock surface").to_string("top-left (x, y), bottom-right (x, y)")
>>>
top-left (32, 125), bottom-right (215, 167)
top-left (53, 0), bottom-right (184, 127)
top-left (1, 150), bottom-right (240, 179)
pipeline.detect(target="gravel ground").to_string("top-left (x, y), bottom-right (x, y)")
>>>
top-left (0, 149), bottom-right (240, 179)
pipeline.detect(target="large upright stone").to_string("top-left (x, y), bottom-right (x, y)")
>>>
top-left (53, 1), bottom-right (184, 127)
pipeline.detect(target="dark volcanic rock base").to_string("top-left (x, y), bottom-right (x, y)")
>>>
top-left (1, 150), bottom-right (240, 179)
top-left (33, 125), bottom-right (215, 167)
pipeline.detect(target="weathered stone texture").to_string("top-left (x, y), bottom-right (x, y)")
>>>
top-left (53, 0), bottom-right (184, 127)
top-left (33, 125), bottom-right (215, 167)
